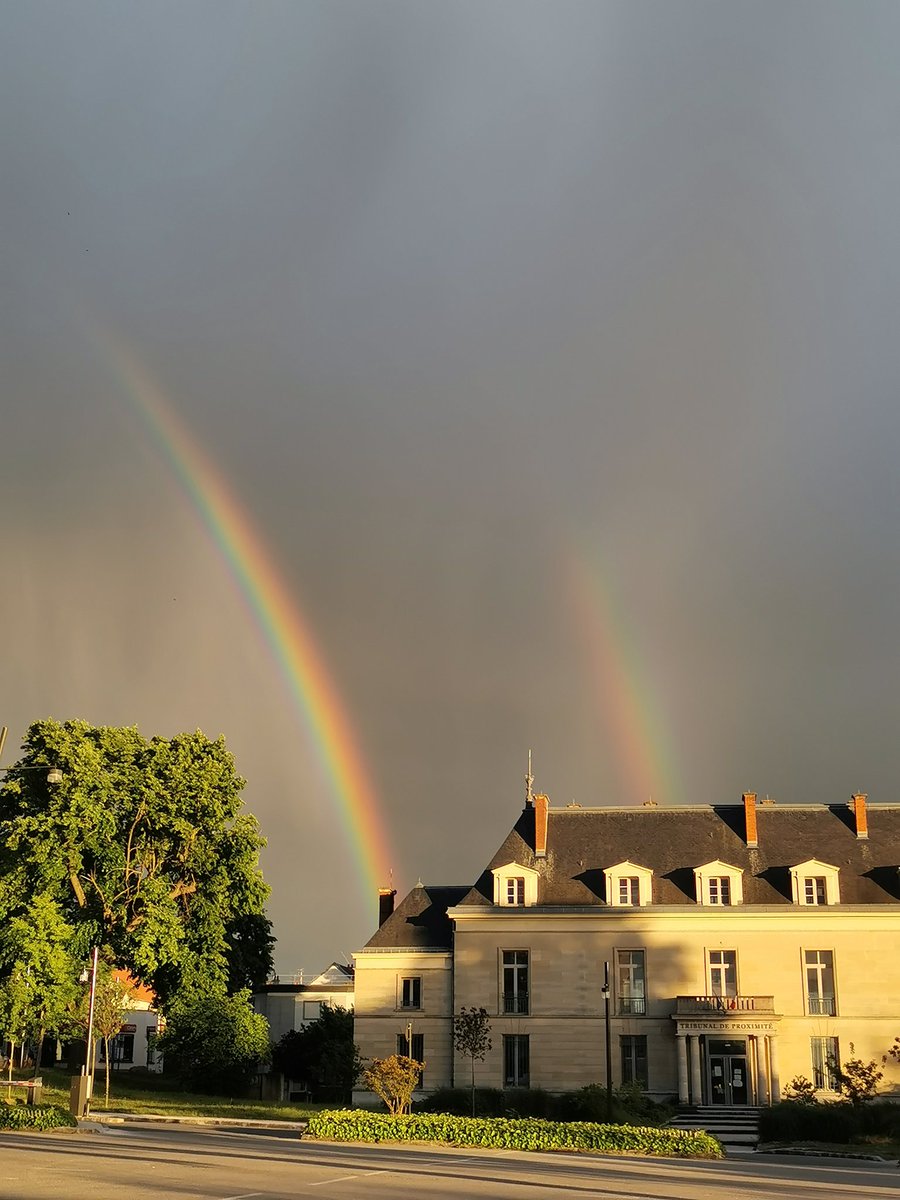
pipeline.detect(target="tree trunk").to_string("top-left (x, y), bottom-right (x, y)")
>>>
top-left (471, 1054), bottom-right (476, 1117)
top-left (104, 1037), bottom-right (111, 1107)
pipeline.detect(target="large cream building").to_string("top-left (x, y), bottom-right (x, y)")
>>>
top-left (353, 791), bottom-right (900, 1106)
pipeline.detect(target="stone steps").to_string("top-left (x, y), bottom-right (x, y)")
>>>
top-left (668, 1106), bottom-right (760, 1155)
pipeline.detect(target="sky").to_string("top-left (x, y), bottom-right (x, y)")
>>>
top-left (2, 1), bottom-right (900, 975)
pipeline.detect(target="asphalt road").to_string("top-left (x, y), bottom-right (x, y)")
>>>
top-left (0, 1124), bottom-right (897, 1200)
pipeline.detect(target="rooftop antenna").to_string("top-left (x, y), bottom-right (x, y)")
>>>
top-left (526, 749), bottom-right (534, 807)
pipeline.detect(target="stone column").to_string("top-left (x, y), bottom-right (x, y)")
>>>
top-left (690, 1035), bottom-right (704, 1105)
top-left (676, 1034), bottom-right (689, 1104)
top-left (768, 1035), bottom-right (780, 1102)
top-left (755, 1034), bottom-right (769, 1105)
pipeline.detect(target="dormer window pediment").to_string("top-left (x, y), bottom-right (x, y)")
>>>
top-left (603, 860), bottom-right (653, 907)
top-left (790, 859), bottom-right (840, 905)
top-left (694, 860), bottom-right (743, 906)
top-left (491, 862), bottom-right (539, 907)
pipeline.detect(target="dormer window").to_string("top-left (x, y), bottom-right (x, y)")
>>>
top-left (506, 877), bottom-right (525, 905)
top-left (619, 877), bottom-right (640, 906)
top-left (492, 862), bottom-right (539, 907)
top-left (791, 860), bottom-right (840, 906)
top-left (604, 861), bottom-right (653, 907)
top-left (805, 877), bottom-right (827, 906)
top-left (708, 877), bottom-right (731, 906)
top-left (694, 861), bottom-right (743, 906)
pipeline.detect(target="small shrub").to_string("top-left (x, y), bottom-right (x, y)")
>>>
top-left (0, 1104), bottom-right (76, 1131)
top-left (832, 1045), bottom-right (886, 1105)
top-left (783, 1076), bottom-right (818, 1105)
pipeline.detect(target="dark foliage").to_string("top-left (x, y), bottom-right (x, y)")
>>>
top-left (271, 1005), bottom-right (361, 1103)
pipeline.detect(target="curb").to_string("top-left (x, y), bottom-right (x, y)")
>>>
top-left (83, 1112), bottom-right (307, 1133)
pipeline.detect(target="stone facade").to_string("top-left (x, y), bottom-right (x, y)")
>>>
top-left (353, 794), bottom-right (900, 1105)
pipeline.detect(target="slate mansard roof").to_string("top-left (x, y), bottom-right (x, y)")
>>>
top-left (364, 884), bottom-right (470, 950)
top-left (459, 801), bottom-right (900, 908)
top-left (364, 798), bottom-right (900, 950)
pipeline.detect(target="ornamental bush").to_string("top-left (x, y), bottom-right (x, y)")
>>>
top-left (306, 1109), bottom-right (722, 1158)
top-left (0, 1103), bottom-right (76, 1131)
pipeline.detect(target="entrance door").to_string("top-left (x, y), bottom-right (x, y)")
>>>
top-left (707, 1039), bottom-right (749, 1105)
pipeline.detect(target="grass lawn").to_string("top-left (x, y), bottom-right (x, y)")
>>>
top-left (7, 1067), bottom-right (326, 1122)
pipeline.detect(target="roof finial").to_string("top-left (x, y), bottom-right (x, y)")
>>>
top-left (526, 749), bottom-right (534, 807)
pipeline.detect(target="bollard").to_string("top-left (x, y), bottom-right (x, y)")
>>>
top-left (69, 1074), bottom-right (90, 1119)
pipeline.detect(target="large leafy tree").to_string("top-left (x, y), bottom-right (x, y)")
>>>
top-left (157, 988), bottom-right (271, 1094)
top-left (0, 720), bottom-right (273, 1009)
top-left (272, 1005), bottom-right (361, 1102)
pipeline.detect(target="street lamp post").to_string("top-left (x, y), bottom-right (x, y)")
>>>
top-left (82, 947), bottom-right (99, 1114)
top-left (602, 960), bottom-right (613, 1121)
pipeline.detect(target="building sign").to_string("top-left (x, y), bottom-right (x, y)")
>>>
top-left (677, 1019), bottom-right (776, 1033)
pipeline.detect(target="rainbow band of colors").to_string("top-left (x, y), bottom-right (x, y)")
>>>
top-left (99, 335), bottom-right (393, 903)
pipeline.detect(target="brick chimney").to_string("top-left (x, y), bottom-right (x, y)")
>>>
top-left (851, 793), bottom-right (868, 840)
top-left (534, 792), bottom-right (549, 859)
top-left (378, 887), bottom-right (396, 926)
top-left (743, 792), bottom-right (758, 848)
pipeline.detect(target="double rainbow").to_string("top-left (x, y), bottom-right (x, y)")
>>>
top-left (98, 335), bottom-right (394, 904)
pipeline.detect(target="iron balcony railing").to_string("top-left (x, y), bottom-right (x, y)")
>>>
top-left (807, 995), bottom-right (836, 1016)
top-left (618, 996), bottom-right (647, 1015)
top-left (675, 994), bottom-right (775, 1015)
top-left (502, 992), bottom-right (529, 1015)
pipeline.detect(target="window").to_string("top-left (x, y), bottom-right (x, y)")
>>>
top-left (618, 877), bottom-right (640, 906)
top-left (604, 861), bottom-right (653, 907)
top-left (708, 877), bottom-right (732, 906)
top-left (400, 977), bottom-right (422, 1010)
top-left (811, 1036), bottom-right (840, 1091)
top-left (503, 1034), bottom-right (530, 1087)
top-left (693, 861), bottom-right (743, 905)
top-left (506, 877), bottom-right (525, 905)
top-left (791, 860), bottom-right (840, 905)
top-left (804, 877), bottom-right (827, 906)
top-left (397, 1032), bottom-right (424, 1088)
top-left (302, 1000), bottom-right (323, 1021)
top-left (502, 950), bottom-right (529, 1014)
top-left (616, 950), bottom-right (646, 1015)
top-left (620, 1035), bottom-right (648, 1087)
top-left (101, 1033), bottom-right (134, 1064)
top-left (805, 950), bottom-right (836, 1015)
top-left (492, 862), bottom-right (539, 906)
top-left (708, 949), bottom-right (737, 997)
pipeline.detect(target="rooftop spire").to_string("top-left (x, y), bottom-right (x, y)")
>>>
top-left (525, 749), bottom-right (534, 807)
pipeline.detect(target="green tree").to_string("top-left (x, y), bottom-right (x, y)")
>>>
top-left (363, 1053), bottom-right (423, 1116)
top-left (272, 1005), bottom-right (361, 1102)
top-left (157, 988), bottom-right (271, 1095)
top-left (453, 1006), bottom-right (492, 1116)
top-left (78, 965), bottom-right (135, 1108)
top-left (0, 894), bottom-right (78, 1075)
top-left (0, 720), bottom-right (273, 1009)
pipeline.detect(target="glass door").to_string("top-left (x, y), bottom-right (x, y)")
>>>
top-left (707, 1039), bottom-right (748, 1105)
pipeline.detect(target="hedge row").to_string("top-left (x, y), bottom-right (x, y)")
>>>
top-left (306, 1109), bottom-right (723, 1158)
top-left (0, 1103), bottom-right (77, 1131)
top-left (760, 1101), bottom-right (900, 1145)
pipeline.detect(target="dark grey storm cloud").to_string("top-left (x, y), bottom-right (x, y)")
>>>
top-left (2, 2), bottom-right (900, 970)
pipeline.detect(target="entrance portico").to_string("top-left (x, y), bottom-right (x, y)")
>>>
top-left (673, 997), bottom-right (781, 1105)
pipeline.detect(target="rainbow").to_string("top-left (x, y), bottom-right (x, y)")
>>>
top-left (565, 549), bottom-right (680, 806)
top-left (95, 333), bottom-right (394, 903)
